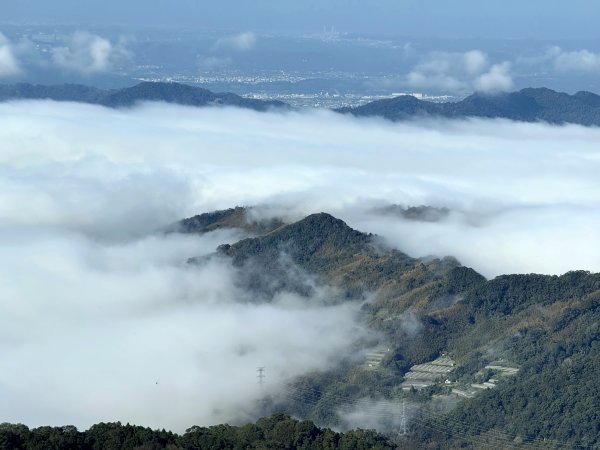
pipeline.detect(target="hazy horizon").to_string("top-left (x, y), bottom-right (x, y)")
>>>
top-left (3, 0), bottom-right (600, 40)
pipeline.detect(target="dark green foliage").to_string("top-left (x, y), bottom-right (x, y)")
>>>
top-left (0, 82), bottom-right (288, 111)
top-left (464, 271), bottom-right (600, 315)
top-left (84, 423), bottom-right (178, 450)
top-left (0, 415), bottom-right (396, 450)
top-left (27, 426), bottom-right (84, 450)
top-left (202, 211), bottom-right (600, 448)
top-left (338, 87), bottom-right (600, 126)
top-left (404, 294), bottom-right (600, 448)
top-left (0, 422), bottom-right (180, 450)
top-left (0, 424), bottom-right (29, 450)
top-left (214, 212), bottom-right (414, 299)
top-left (207, 212), bottom-right (466, 304)
top-left (438, 297), bottom-right (600, 448)
top-left (443, 267), bottom-right (487, 296)
top-left (191, 212), bottom-right (600, 448)
top-left (219, 213), bottom-right (374, 269)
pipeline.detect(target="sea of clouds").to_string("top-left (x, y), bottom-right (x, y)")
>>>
top-left (1, 100), bottom-right (600, 430)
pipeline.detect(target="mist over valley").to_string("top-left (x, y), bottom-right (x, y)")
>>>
top-left (2, 3), bottom-right (600, 448)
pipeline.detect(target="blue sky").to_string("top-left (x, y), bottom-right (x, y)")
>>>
top-left (3, 0), bottom-right (600, 39)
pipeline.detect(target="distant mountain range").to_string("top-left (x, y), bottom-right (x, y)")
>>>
top-left (338, 87), bottom-right (600, 125)
top-left (0, 81), bottom-right (288, 111)
top-left (3, 82), bottom-right (600, 126)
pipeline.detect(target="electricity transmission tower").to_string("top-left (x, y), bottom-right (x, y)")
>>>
top-left (257, 367), bottom-right (265, 387)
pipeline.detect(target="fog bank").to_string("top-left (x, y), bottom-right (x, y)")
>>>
top-left (2, 100), bottom-right (599, 276)
top-left (2, 100), bottom-right (600, 429)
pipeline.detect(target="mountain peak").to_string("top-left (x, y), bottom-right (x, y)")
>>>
top-left (288, 212), bottom-right (370, 240)
top-left (217, 212), bottom-right (373, 266)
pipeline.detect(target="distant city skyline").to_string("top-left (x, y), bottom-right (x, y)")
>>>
top-left (3, 0), bottom-right (600, 39)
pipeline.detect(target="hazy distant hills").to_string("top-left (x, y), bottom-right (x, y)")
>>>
top-left (0, 81), bottom-right (288, 111)
top-left (339, 87), bottom-right (600, 125)
top-left (181, 207), bottom-right (600, 448)
top-left (4, 81), bottom-right (600, 125)
top-left (373, 204), bottom-right (451, 222)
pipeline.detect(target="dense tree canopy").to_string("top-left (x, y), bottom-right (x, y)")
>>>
top-left (0, 414), bottom-right (397, 450)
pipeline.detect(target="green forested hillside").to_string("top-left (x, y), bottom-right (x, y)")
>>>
top-left (198, 211), bottom-right (600, 448)
top-left (213, 212), bottom-right (459, 299)
top-left (9, 209), bottom-right (600, 449)
top-left (0, 414), bottom-right (396, 450)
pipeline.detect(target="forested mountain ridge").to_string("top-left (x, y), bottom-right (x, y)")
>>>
top-left (7, 207), bottom-right (600, 449)
top-left (0, 82), bottom-right (288, 111)
top-left (338, 88), bottom-right (600, 125)
top-left (188, 208), bottom-right (600, 449)
top-left (199, 212), bottom-right (460, 300)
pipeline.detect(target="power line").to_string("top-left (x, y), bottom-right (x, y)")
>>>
top-left (268, 378), bottom-right (587, 450)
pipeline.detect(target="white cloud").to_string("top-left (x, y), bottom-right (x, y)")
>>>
top-left (463, 50), bottom-right (489, 75)
top-left (516, 46), bottom-right (600, 76)
top-left (474, 62), bottom-right (514, 93)
top-left (0, 227), bottom-right (364, 431)
top-left (406, 50), bottom-right (511, 94)
top-left (406, 70), bottom-right (467, 92)
top-left (550, 46), bottom-right (600, 73)
top-left (2, 100), bottom-right (600, 278)
top-left (213, 32), bottom-right (258, 52)
top-left (51, 31), bottom-right (129, 75)
top-left (198, 55), bottom-right (233, 70)
top-left (0, 33), bottom-right (22, 77)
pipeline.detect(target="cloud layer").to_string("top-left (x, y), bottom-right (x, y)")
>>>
top-left (406, 50), bottom-right (514, 94)
top-left (0, 30), bottom-right (129, 78)
top-left (0, 33), bottom-right (21, 77)
top-left (1, 100), bottom-right (600, 430)
top-left (550, 46), bottom-right (600, 73)
top-left (0, 223), bottom-right (365, 431)
top-left (213, 32), bottom-right (258, 52)
top-left (2, 101), bottom-right (600, 276)
top-left (51, 31), bottom-right (129, 74)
